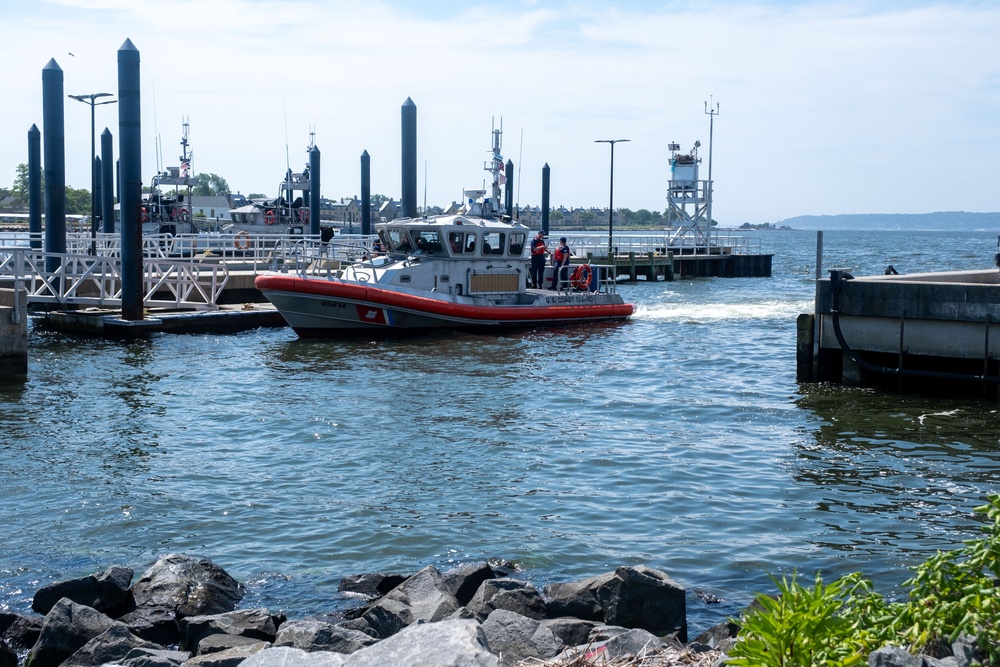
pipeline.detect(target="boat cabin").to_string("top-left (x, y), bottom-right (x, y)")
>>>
top-left (377, 217), bottom-right (528, 260)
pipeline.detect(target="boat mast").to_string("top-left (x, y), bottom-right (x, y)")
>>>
top-left (485, 119), bottom-right (504, 216)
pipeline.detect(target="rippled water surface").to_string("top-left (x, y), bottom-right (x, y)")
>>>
top-left (2, 229), bottom-right (999, 633)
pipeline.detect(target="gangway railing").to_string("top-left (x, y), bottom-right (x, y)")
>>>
top-left (0, 246), bottom-right (229, 309)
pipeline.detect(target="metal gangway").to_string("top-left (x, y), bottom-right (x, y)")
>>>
top-left (0, 230), bottom-right (379, 313)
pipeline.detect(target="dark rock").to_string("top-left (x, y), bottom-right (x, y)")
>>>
top-left (480, 609), bottom-right (563, 666)
top-left (952, 635), bottom-right (980, 667)
top-left (60, 621), bottom-right (160, 667)
top-left (333, 617), bottom-right (380, 639)
top-left (179, 608), bottom-right (282, 652)
top-left (116, 605), bottom-right (179, 646)
top-left (1, 611), bottom-right (42, 648)
top-left (467, 579), bottom-right (547, 621)
top-left (130, 554), bottom-right (243, 619)
top-left (868, 646), bottom-right (923, 666)
top-left (692, 619), bottom-right (740, 649)
top-left (25, 599), bottom-right (115, 667)
top-left (117, 647), bottom-right (191, 667)
top-left (442, 562), bottom-right (497, 607)
top-left (0, 640), bottom-right (15, 667)
top-left (339, 619), bottom-right (497, 667)
top-left (359, 566), bottom-right (460, 639)
top-left (923, 657), bottom-right (961, 667)
top-left (542, 572), bottom-right (615, 621)
top-left (539, 617), bottom-right (601, 648)
top-left (595, 565), bottom-right (687, 641)
top-left (273, 618), bottom-right (377, 654)
top-left (181, 641), bottom-right (268, 667)
top-left (337, 573), bottom-right (407, 599)
top-left (196, 633), bottom-right (270, 656)
top-left (585, 627), bottom-right (670, 662)
top-left (242, 646), bottom-right (346, 667)
top-left (32, 566), bottom-right (134, 617)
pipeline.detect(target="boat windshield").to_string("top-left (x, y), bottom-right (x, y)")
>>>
top-left (482, 231), bottom-right (505, 256)
top-left (411, 230), bottom-right (445, 256)
top-left (385, 228), bottom-right (412, 253)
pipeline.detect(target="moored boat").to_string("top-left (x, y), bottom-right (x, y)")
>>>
top-left (255, 129), bottom-right (634, 336)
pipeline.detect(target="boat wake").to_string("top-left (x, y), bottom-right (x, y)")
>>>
top-left (632, 299), bottom-right (813, 323)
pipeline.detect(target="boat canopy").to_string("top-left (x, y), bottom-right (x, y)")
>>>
top-left (377, 215), bottom-right (528, 260)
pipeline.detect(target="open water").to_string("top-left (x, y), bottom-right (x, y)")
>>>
top-left (2, 228), bottom-right (1000, 635)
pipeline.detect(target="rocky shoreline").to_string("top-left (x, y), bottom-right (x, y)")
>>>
top-left (0, 554), bottom-right (985, 667)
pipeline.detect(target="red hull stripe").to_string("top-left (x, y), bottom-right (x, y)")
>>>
top-left (255, 275), bottom-right (635, 321)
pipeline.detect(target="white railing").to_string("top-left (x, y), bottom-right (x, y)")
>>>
top-left (0, 246), bottom-right (229, 309)
top-left (562, 229), bottom-right (764, 259)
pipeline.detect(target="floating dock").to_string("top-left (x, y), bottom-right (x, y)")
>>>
top-left (797, 267), bottom-right (1000, 397)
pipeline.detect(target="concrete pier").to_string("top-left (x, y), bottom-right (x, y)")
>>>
top-left (0, 288), bottom-right (28, 379)
top-left (606, 249), bottom-right (772, 281)
top-left (798, 268), bottom-right (1000, 397)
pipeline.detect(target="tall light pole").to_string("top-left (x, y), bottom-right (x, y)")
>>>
top-left (704, 97), bottom-right (719, 228)
top-left (69, 92), bottom-right (116, 248)
top-left (594, 139), bottom-right (629, 257)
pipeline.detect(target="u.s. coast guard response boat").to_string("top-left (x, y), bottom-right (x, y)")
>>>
top-left (255, 132), bottom-right (634, 336)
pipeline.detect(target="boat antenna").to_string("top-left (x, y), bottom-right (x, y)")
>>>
top-left (152, 79), bottom-right (161, 173)
top-left (516, 128), bottom-right (523, 221)
top-left (423, 159), bottom-right (428, 217)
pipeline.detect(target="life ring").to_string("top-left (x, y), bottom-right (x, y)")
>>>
top-left (179, 207), bottom-right (190, 222)
top-left (141, 206), bottom-right (149, 223)
top-left (264, 210), bottom-right (276, 225)
top-left (298, 208), bottom-right (309, 223)
top-left (234, 231), bottom-right (251, 250)
top-left (570, 264), bottom-right (593, 291)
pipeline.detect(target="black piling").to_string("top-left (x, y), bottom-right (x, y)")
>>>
top-left (541, 163), bottom-right (550, 236)
top-left (401, 98), bottom-right (417, 219)
top-left (117, 39), bottom-right (143, 321)
top-left (361, 150), bottom-right (371, 236)
top-left (42, 59), bottom-right (66, 271)
top-left (308, 145), bottom-right (320, 236)
top-left (27, 125), bottom-right (42, 250)
top-left (505, 159), bottom-right (514, 218)
top-left (93, 156), bottom-right (102, 238)
top-left (101, 128), bottom-right (114, 234)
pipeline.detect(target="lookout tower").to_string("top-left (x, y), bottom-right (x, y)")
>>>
top-left (665, 141), bottom-right (710, 241)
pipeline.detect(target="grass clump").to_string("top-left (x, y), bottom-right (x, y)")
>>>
top-left (728, 494), bottom-right (1000, 667)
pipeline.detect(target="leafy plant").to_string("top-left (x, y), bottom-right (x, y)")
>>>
top-left (728, 494), bottom-right (1000, 666)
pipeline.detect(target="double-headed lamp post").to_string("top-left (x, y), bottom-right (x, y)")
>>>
top-left (594, 138), bottom-right (629, 257)
top-left (68, 92), bottom-right (116, 244)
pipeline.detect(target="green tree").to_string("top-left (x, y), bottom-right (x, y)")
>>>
top-left (65, 186), bottom-right (91, 215)
top-left (246, 193), bottom-right (266, 199)
top-left (193, 172), bottom-right (230, 197)
top-left (371, 193), bottom-right (389, 207)
top-left (12, 163), bottom-right (33, 202)
top-left (550, 209), bottom-right (564, 221)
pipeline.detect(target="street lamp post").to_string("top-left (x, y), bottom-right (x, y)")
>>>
top-left (69, 92), bottom-right (116, 250)
top-left (704, 97), bottom-right (720, 228)
top-left (594, 138), bottom-right (629, 257)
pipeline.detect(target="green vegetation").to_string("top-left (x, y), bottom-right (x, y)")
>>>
top-left (193, 172), bottom-right (230, 197)
top-left (729, 494), bottom-right (1000, 666)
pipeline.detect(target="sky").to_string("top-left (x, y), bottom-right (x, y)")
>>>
top-left (2, 0), bottom-right (999, 225)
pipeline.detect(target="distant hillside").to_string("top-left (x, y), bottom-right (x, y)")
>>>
top-left (778, 212), bottom-right (1000, 231)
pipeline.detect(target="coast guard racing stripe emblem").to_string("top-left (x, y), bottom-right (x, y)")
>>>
top-left (356, 305), bottom-right (387, 325)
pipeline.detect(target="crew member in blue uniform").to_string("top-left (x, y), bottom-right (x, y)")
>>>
top-left (530, 231), bottom-right (548, 288)
top-left (550, 237), bottom-right (572, 290)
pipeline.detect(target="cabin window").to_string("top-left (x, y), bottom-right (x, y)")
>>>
top-left (411, 230), bottom-right (443, 255)
top-left (448, 231), bottom-right (472, 255)
top-left (400, 275), bottom-right (412, 283)
top-left (385, 228), bottom-right (412, 253)
top-left (482, 232), bottom-right (505, 256)
top-left (508, 232), bottom-right (526, 256)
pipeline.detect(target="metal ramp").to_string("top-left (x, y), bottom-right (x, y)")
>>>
top-left (0, 246), bottom-right (229, 310)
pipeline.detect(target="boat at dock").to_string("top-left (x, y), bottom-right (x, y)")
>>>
top-left (255, 129), bottom-right (634, 336)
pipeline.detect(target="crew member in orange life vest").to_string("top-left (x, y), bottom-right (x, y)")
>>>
top-left (529, 231), bottom-right (548, 288)
top-left (550, 237), bottom-right (572, 290)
